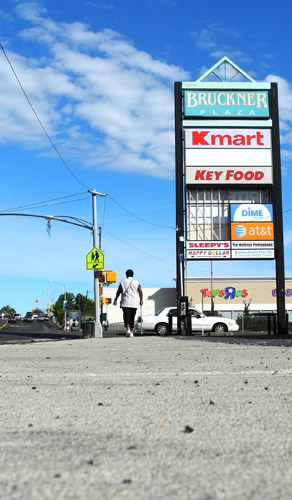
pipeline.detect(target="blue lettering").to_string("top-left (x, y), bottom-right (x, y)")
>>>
top-left (224, 286), bottom-right (236, 300)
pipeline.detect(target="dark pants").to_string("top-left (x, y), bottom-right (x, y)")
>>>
top-left (122, 307), bottom-right (137, 329)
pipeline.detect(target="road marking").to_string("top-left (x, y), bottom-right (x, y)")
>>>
top-left (0, 321), bottom-right (8, 330)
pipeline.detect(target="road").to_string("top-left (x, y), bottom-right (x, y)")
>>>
top-left (1, 335), bottom-right (292, 499)
top-left (0, 319), bottom-right (83, 343)
top-left (1, 319), bottom-right (292, 345)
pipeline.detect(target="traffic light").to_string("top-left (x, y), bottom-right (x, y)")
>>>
top-left (106, 271), bottom-right (117, 284)
top-left (99, 271), bottom-right (106, 284)
top-left (101, 297), bottom-right (112, 305)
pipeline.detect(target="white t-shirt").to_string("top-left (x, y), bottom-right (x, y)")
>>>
top-left (120, 278), bottom-right (140, 308)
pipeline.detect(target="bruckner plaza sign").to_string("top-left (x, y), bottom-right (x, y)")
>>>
top-left (174, 56), bottom-right (287, 334)
top-left (184, 90), bottom-right (269, 116)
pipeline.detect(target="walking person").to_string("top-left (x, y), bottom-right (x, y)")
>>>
top-left (113, 269), bottom-right (143, 337)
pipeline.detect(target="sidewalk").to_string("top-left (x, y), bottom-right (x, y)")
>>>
top-left (1, 335), bottom-right (292, 499)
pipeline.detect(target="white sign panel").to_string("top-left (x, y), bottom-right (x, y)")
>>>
top-left (185, 148), bottom-right (272, 167)
top-left (185, 129), bottom-right (271, 149)
top-left (187, 241), bottom-right (230, 249)
top-left (231, 203), bottom-right (273, 222)
top-left (231, 241), bottom-right (274, 249)
top-left (187, 249), bottom-right (231, 259)
top-left (185, 167), bottom-right (273, 184)
top-left (232, 249), bottom-right (274, 259)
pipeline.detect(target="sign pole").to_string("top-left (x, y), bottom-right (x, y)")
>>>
top-left (89, 189), bottom-right (106, 338)
top-left (271, 83), bottom-right (287, 334)
top-left (175, 81), bottom-right (185, 334)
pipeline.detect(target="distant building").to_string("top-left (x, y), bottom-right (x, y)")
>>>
top-left (103, 277), bottom-right (292, 324)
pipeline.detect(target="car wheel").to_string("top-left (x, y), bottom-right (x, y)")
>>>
top-left (155, 323), bottom-right (169, 335)
top-left (212, 322), bottom-right (228, 333)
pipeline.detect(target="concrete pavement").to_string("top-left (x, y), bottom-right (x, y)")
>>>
top-left (1, 334), bottom-right (292, 499)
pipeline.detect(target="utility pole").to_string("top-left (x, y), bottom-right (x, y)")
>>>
top-left (88, 189), bottom-right (106, 338)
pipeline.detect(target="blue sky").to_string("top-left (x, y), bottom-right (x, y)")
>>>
top-left (1, 0), bottom-right (292, 314)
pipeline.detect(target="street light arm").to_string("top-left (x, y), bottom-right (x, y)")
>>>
top-left (0, 213), bottom-right (93, 230)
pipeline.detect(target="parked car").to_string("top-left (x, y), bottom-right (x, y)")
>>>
top-left (70, 319), bottom-right (79, 331)
top-left (22, 314), bottom-right (33, 322)
top-left (135, 307), bottom-right (240, 335)
top-left (23, 315), bottom-right (33, 322)
top-left (7, 315), bottom-right (16, 323)
top-left (43, 315), bottom-right (49, 321)
top-left (13, 313), bottom-right (22, 321)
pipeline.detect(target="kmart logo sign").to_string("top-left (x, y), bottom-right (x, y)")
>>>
top-left (185, 129), bottom-right (271, 148)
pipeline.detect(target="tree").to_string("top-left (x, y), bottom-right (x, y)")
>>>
top-left (32, 308), bottom-right (44, 315)
top-left (243, 299), bottom-right (252, 317)
top-left (75, 293), bottom-right (94, 318)
top-left (54, 292), bottom-right (75, 326)
top-left (0, 305), bottom-right (16, 316)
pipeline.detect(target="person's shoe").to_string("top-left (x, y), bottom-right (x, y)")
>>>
top-left (129, 331), bottom-right (134, 338)
top-left (126, 328), bottom-right (131, 337)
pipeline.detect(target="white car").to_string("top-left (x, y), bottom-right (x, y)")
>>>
top-left (13, 313), bottom-right (22, 321)
top-left (135, 307), bottom-right (239, 335)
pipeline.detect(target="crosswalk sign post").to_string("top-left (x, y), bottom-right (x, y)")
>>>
top-left (86, 247), bottom-right (104, 270)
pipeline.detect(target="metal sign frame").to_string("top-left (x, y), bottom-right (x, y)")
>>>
top-left (175, 61), bottom-right (286, 334)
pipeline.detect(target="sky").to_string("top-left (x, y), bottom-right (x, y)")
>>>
top-left (1, 0), bottom-right (292, 314)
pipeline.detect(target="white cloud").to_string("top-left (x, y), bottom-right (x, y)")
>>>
top-left (265, 74), bottom-right (292, 123)
top-left (190, 24), bottom-right (252, 66)
top-left (0, 3), bottom-right (189, 178)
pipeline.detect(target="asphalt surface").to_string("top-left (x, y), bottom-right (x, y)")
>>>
top-left (0, 319), bottom-right (83, 343)
top-left (1, 332), bottom-right (292, 500)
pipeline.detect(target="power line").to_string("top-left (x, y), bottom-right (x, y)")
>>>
top-left (102, 227), bottom-right (175, 267)
top-left (0, 42), bottom-right (89, 190)
top-left (0, 191), bottom-right (89, 213)
top-left (107, 194), bottom-right (175, 230)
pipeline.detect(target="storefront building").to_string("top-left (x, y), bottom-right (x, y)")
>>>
top-left (185, 276), bottom-right (292, 321)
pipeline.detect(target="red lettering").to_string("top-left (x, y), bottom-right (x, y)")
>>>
top-left (246, 134), bottom-right (256, 145)
top-left (256, 132), bottom-right (264, 145)
top-left (200, 289), bottom-right (208, 297)
top-left (226, 170), bottom-right (234, 180)
top-left (245, 171), bottom-right (254, 180)
top-left (214, 171), bottom-right (223, 180)
top-left (234, 171), bottom-right (243, 180)
top-left (211, 134), bottom-right (232, 146)
top-left (195, 170), bottom-right (206, 180)
top-left (255, 171), bottom-right (264, 180)
top-left (233, 134), bottom-right (245, 145)
top-left (192, 131), bottom-right (209, 145)
top-left (224, 170), bottom-right (264, 181)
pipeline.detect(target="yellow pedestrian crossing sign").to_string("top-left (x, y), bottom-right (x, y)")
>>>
top-left (86, 247), bottom-right (104, 270)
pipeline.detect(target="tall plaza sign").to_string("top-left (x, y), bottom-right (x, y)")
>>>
top-left (175, 57), bottom-right (286, 334)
